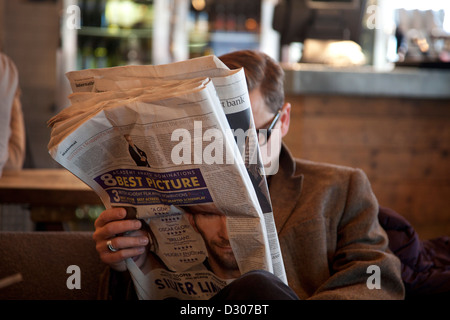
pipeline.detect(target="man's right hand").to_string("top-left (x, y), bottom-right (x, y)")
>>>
top-left (93, 207), bottom-right (149, 272)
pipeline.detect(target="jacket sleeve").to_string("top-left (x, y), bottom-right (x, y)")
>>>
top-left (379, 206), bottom-right (450, 298)
top-left (311, 169), bottom-right (405, 300)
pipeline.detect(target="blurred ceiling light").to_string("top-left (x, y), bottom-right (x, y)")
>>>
top-left (416, 38), bottom-right (430, 53)
top-left (245, 18), bottom-right (258, 31)
top-left (105, 0), bottom-right (143, 28)
top-left (325, 41), bottom-right (366, 66)
top-left (302, 39), bottom-right (366, 66)
top-left (192, 0), bottom-right (206, 11)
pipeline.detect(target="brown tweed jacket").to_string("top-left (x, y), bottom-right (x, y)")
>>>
top-left (269, 144), bottom-right (405, 299)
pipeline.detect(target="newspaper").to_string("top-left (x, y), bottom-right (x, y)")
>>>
top-left (48, 55), bottom-right (286, 300)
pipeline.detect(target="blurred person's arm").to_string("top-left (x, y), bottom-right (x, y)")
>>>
top-left (0, 53), bottom-right (25, 175)
top-left (4, 89), bottom-right (25, 171)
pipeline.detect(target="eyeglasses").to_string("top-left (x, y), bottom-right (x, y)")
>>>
top-left (257, 110), bottom-right (281, 146)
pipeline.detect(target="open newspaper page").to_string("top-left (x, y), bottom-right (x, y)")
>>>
top-left (65, 55), bottom-right (231, 93)
top-left (49, 56), bottom-right (286, 299)
top-left (65, 55), bottom-right (287, 284)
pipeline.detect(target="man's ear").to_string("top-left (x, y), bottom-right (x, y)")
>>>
top-left (280, 102), bottom-right (291, 138)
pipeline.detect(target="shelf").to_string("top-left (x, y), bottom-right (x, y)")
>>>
top-left (209, 31), bottom-right (260, 43)
top-left (78, 26), bottom-right (153, 39)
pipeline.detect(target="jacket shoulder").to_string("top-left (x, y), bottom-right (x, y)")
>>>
top-left (292, 158), bottom-right (374, 207)
top-left (294, 158), bottom-right (364, 181)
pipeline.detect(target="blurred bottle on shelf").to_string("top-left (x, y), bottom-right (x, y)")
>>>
top-left (200, 0), bottom-right (262, 57)
top-left (189, 0), bottom-right (211, 58)
top-left (76, 0), bottom-right (153, 69)
top-left (75, 0), bottom-right (264, 68)
top-left (94, 40), bottom-right (108, 68)
top-left (79, 0), bottom-right (106, 27)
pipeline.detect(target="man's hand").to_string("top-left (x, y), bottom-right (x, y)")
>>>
top-left (93, 207), bottom-right (149, 272)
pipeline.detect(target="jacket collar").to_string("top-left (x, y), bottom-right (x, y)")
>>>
top-left (268, 144), bottom-right (304, 234)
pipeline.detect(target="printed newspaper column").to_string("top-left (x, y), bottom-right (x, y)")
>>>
top-left (48, 74), bottom-right (274, 299)
top-left (211, 69), bottom-right (287, 284)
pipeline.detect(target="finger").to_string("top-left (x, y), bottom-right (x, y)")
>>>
top-left (94, 219), bottom-right (142, 241)
top-left (94, 207), bottom-right (127, 228)
top-left (102, 235), bottom-right (149, 253)
top-left (100, 246), bottom-right (147, 266)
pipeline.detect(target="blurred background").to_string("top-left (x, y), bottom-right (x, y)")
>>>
top-left (0, 0), bottom-right (449, 238)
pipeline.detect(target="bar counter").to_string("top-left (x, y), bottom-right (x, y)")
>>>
top-left (0, 169), bottom-right (102, 229)
top-left (282, 64), bottom-right (450, 239)
top-left (283, 63), bottom-right (450, 99)
top-left (0, 169), bottom-right (101, 206)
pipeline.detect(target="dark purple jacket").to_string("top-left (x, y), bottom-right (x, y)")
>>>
top-left (378, 206), bottom-right (450, 300)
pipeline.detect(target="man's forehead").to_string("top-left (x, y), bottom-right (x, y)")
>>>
top-left (249, 89), bottom-right (272, 125)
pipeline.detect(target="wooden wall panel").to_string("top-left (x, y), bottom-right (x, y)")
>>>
top-left (283, 94), bottom-right (450, 239)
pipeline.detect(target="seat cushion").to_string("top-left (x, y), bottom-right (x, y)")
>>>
top-left (0, 231), bottom-right (106, 300)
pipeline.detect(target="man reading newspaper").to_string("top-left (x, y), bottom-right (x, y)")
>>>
top-left (50, 50), bottom-right (404, 300)
top-left (91, 51), bottom-right (404, 300)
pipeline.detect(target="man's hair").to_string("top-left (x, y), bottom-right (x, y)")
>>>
top-left (219, 50), bottom-right (285, 114)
